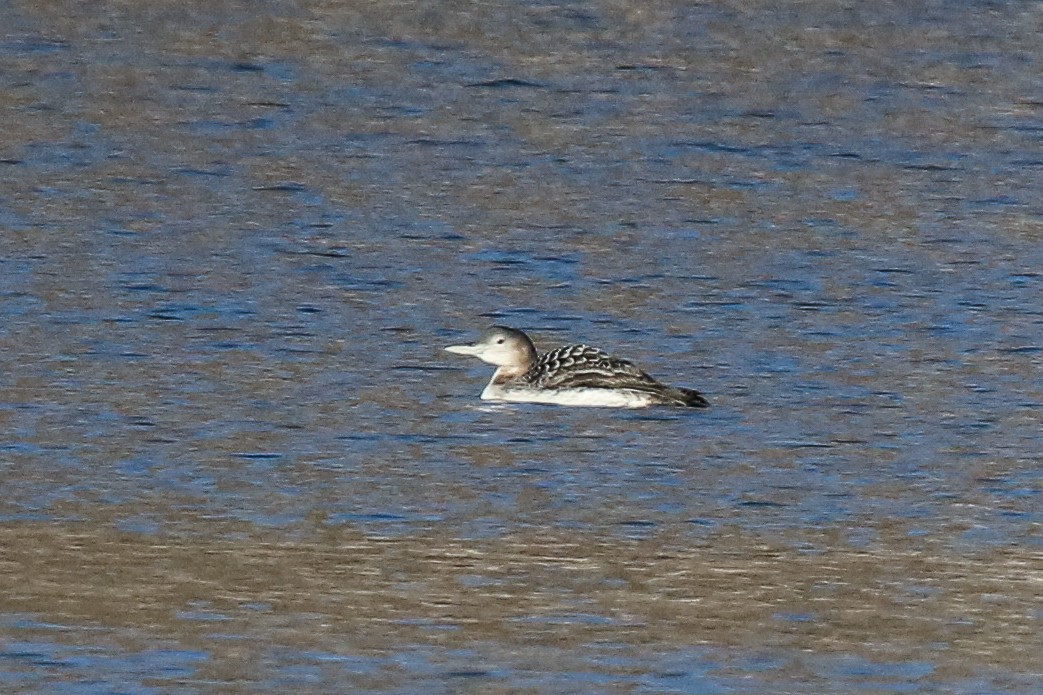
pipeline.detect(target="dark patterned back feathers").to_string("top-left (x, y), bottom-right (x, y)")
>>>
top-left (522, 344), bottom-right (659, 390)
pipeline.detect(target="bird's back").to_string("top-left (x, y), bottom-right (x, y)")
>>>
top-left (522, 345), bottom-right (659, 390)
top-left (509, 344), bottom-right (708, 407)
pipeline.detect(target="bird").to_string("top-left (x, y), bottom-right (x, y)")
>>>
top-left (444, 325), bottom-right (708, 408)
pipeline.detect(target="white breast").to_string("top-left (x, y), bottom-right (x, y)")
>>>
top-left (481, 382), bottom-right (654, 408)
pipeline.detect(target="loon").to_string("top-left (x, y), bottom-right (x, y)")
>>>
top-left (445, 325), bottom-right (708, 408)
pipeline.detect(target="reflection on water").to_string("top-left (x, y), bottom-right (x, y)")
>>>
top-left (1, 0), bottom-right (1041, 693)
top-left (2, 525), bottom-right (1039, 693)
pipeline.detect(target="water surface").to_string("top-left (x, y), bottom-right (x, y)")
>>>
top-left (1, 1), bottom-right (1041, 693)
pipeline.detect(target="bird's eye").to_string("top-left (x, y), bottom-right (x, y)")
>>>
top-left (496, 338), bottom-right (505, 344)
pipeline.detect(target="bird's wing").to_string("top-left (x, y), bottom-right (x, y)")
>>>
top-left (527, 345), bottom-right (663, 391)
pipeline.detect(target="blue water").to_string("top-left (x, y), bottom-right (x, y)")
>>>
top-left (1, 1), bottom-right (1040, 693)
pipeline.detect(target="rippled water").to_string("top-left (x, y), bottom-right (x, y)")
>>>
top-left (1, 1), bottom-right (1041, 693)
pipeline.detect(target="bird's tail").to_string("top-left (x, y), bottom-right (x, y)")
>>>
top-left (661, 386), bottom-right (709, 408)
